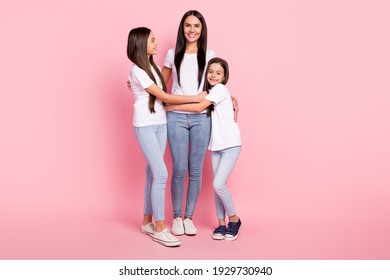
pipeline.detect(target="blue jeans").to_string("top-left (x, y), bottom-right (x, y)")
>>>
top-left (167, 112), bottom-right (211, 218)
top-left (211, 146), bottom-right (241, 220)
top-left (134, 124), bottom-right (168, 222)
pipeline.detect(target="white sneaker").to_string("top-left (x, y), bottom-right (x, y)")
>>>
top-left (152, 229), bottom-right (181, 247)
top-left (140, 222), bottom-right (155, 235)
top-left (172, 217), bottom-right (184, 236)
top-left (183, 218), bottom-right (197, 235)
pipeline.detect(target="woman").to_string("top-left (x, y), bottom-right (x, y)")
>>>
top-left (162, 10), bottom-right (216, 236)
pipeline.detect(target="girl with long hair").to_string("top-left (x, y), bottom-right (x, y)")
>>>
top-left (127, 27), bottom-right (205, 247)
top-left (167, 57), bottom-right (242, 241)
top-left (162, 10), bottom-right (216, 236)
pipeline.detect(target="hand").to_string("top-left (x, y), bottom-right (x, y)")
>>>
top-left (196, 91), bottom-right (207, 102)
top-left (164, 104), bottom-right (175, 111)
top-left (231, 96), bottom-right (239, 122)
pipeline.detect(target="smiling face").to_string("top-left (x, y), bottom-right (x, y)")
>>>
top-left (183, 15), bottom-right (202, 44)
top-left (147, 32), bottom-right (158, 56)
top-left (207, 63), bottom-right (225, 87)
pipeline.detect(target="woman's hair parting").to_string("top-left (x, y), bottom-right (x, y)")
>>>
top-left (127, 27), bottom-right (167, 113)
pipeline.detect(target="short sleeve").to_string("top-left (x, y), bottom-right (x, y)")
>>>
top-left (163, 49), bottom-right (174, 68)
top-left (204, 84), bottom-right (228, 105)
top-left (130, 67), bottom-right (155, 89)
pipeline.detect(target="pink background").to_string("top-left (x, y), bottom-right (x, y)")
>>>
top-left (1, 0), bottom-right (389, 259)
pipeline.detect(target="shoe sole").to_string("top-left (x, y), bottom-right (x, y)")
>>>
top-left (152, 237), bottom-right (181, 247)
top-left (140, 229), bottom-right (153, 235)
top-left (212, 234), bottom-right (224, 240)
top-left (225, 231), bottom-right (240, 241)
top-left (171, 231), bottom-right (184, 236)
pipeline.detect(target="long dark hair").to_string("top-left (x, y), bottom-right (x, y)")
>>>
top-left (174, 10), bottom-right (208, 89)
top-left (127, 27), bottom-right (167, 113)
top-left (203, 57), bottom-right (230, 116)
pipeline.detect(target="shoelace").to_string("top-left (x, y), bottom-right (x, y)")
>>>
top-left (214, 226), bottom-right (227, 234)
top-left (227, 222), bottom-right (239, 234)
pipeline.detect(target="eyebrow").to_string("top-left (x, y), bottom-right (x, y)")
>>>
top-left (184, 23), bottom-right (201, 26)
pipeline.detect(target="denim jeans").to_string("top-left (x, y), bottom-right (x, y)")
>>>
top-left (211, 146), bottom-right (241, 220)
top-left (167, 112), bottom-right (211, 218)
top-left (134, 124), bottom-right (168, 222)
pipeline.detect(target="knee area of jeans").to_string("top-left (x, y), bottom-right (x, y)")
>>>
top-left (153, 170), bottom-right (168, 181)
top-left (213, 184), bottom-right (227, 192)
top-left (188, 174), bottom-right (203, 182)
top-left (172, 168), bottom-right (187, 178)
top-left (213, 178), bottom-right (226, 188)
top-left (153, 177), bottom-right (168, 185)
top-left (188, 167), bottom-right (203, 177)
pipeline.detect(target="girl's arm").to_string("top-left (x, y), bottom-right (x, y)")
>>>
top-left (231, 96), bottom-right (239, 122)
top-left (146, 84), bottom-right (206, 104)
top-left (167, 99), bottom-right (213, 113)
top-left (162, 67), bottom-right (172, 84)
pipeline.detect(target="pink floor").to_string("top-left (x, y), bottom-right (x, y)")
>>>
top-left (2, 210), bottom-right (389, 260)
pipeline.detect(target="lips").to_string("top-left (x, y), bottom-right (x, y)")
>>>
top-left (186, 33), bottom-right (199, 39)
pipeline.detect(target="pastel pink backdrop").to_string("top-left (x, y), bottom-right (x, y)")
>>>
top-left (1, 0), bottom-right (389, 259)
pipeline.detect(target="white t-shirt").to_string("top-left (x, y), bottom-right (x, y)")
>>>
top-left (128, 64), bottom-right (166, 127)
top-left (164, 49), bottom-right (216, 114)
top-left (205, 84), bottom-right (242, 151)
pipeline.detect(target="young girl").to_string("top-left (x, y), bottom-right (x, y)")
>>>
top-left (167, 57), bottom-right (242, 241)
top-left (126, 27), bottom-right (206, 247)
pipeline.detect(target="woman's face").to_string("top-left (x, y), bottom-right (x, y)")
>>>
top-left (207, 63), bottom-right (225, 86)
top-left (183, 15), bottom-right (202, 44)
top-left (147, 32), bottom-right (158, 56)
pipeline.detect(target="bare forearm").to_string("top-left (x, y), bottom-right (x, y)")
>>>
top-left (162, 67), bottom-right (172, 84)
top-left (170, 103), bottom-right (204, 112)
top-left (169, 99), bottom-right (212, 112)
top-left (162, 94), bottom-right (199, 104)
top-left (146, 84), bottom-right (204, 104)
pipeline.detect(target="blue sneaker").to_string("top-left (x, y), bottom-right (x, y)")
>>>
top-left (225, 218), bottom-right (241, 241)
top-left (212, 225), bottom-right (227, 240)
